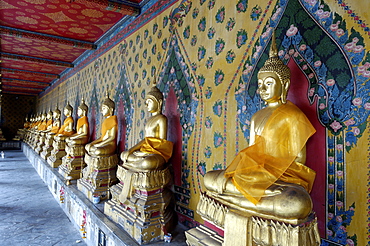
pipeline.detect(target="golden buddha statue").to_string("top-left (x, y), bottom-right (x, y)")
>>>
top-left (47, 103), bottom-right (75, 168)
top-left (31, 113), bottom-right (47, 149)
top-left (59, 99), bottom-right (89, 180)
top-left (40, 108), bottom-right (61, 160)
top-left (78, 93), bottom-right (118, 201)
top-left (35, 110), bottom-right (53, 152)
top-left (105, 84), bottom-right (175, 244)
top-left (186, 33), bottom-right (320, 246)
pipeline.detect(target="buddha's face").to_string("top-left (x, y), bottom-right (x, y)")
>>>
top-left (101, 105), bottom-right (111, 117)
top-left (257, 71), bottom-right (282, 103)
top-left (77, 108), bottom-right (83, 117)
top-left (53, 112), bottom-right (60, 118)
top-left (145, 97), bottom-right (159, 113)
top-left (64, 108), bottom-right (71, 116)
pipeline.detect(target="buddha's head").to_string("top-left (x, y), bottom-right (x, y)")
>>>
top-left (64, 102), bottom-right (73, 116)
top-left (53, 107), bottom-right (61, 119)
top-left (145, 84), bottom-right (163, 113)
top-left (78, 98), bottom-right (88, 117)
top-left (41, 113), bottom-right (47, 121)
top-left (47, 110), bottom-right (53, 120)
top-left (102, 92), bottom-right (115, 117)
top-left (258, 32), bottom-right (290, 104)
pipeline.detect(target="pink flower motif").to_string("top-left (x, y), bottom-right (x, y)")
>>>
top-left (353, 45), bottom-right (364, 53)
top-left (344, 118), bottom-right (355, 126)
top-left (308, 73), bottom-right (314, 79)
top-left (336, 29), bottom-right (345, 37)
top-left (328, 156), bottom-right (334, 162)
top-left (336, 216), bottom-right (343, 222)
top-left (286, 24), bottom-right (298, 37)
top-left (299, 44), bottom-right (307, 51)
top-left (336, 170), bottom-right (343, 176)
top-left (314, 60), bottom-right (322, 67)
top-left (363, 70), bottom-right (370, 78)
top-left (316, 9), bottom-right (324, 16)
top-left (319, 103), bottom-right (326, 110)
top-left (284, 54), bottom-right (290, 60)
top-left (328, 184), bottom-right (334, 189)
top-left (330, 120), bottom-right (343, 132)
top-left (344, 42), bottom-right (354, 51)
top-left (328, 213), bottom-right (334, 219)
top-left (352, 37), bottom-right (359, 43)
top-left (320, 11), bottom-right (330, 19)
top-left (346, 239), bottom-right (355, 246)
top-left (330, 21), bottom-right (340, 32)
top-left (278, 50), bottom-right (285, 57)
top-left (326, 79), bottom-right (335, 86)
top-left (304, 0), bottom-right (317, 6)
top-left (293, 51), bottom-right (299, 57)
top-left (308, 88), bottom-right (315, 97)
top-left (352, 97), bottom-right (362, 106)
top-left (336, 201), bottom-right (343, 207)
top-left (336, 144), bottom-right (343, 150)
top-left (364, 102), bottom-right (370, 110)
top-left (288, 49), bottom-right (294, 55)
top-left (326, 229), bottom-right (333, 236)
top-left (339, 225), bottom-right (346, 231)
top-left (357, 65), bottom-right (366, 74)
top-left (364, 62), bottom-right (370, 68)
top-left (302, 64), bottom-right (308, 70)
top-left (353, 127), bottom-right (360, 136)
top-left (346, 141), bottom-right (351, 146)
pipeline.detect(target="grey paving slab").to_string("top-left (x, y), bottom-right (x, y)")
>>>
top-left (0, 150), bottom-right (86, 246)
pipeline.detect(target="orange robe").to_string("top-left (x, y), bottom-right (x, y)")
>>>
top-left (225, 101), bottom-right (316, 204)
top-left (76, 116), bottom-right (89, 134)
top-left (140, 137), bottom-right (173, 162)
top-left (99, 115), bottom-right (117, 141)
top-left (57, 117), bottom-right (74, 136)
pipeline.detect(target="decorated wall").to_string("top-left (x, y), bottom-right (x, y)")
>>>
top-left (36, 0), bottom-right (370, 245)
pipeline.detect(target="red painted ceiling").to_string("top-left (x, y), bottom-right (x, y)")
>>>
top-left (0, 0), bottom-right (142, 96)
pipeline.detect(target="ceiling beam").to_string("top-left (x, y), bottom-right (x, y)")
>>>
top-left (0, 26), bottom-right (97, 50)
top-left (0, 68), bottom-right (60, 79)
top-left (2, 84), bottom-right (44, 91)
top-left (67, 0), bottom-right (140, 16)
top-left (2, 91), bottom-right (39, 96)
top-left (1, 78), bottom-right (50, 86)
top-left (0, 52), bottom-right (74, 68)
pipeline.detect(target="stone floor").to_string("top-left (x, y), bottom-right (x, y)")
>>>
top-left (0, 149), bottom-right (188, 246)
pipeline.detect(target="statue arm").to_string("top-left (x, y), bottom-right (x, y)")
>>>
top-left (93, 126), bottom-right (116, 148)
top-left (158, 116), bottom-right (168, 140)
top-left (69, 124), bottom-right (88, 139)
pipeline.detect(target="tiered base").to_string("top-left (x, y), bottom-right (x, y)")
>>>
top-left (77, 153), bottom-right (118, 201)
top-left (186, 193), bottom-right (321, 246)
top-left (58, 145), bottom-right (86, 180)
top-left (104, 166), bottom-right (176, 244)
top-left (47, 140), bottom-right (66, 168)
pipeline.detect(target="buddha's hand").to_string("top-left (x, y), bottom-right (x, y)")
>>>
top-left (120, 151), bottom-right (129, 163)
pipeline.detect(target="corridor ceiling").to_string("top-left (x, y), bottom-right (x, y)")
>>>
top-left (0, 0), bottom-right (143, 96)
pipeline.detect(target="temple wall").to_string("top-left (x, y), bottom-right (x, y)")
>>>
top-left (36, 0), bottom-right (370, 245)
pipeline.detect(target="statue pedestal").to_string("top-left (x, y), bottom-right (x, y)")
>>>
top-left (185, 193), bottom-right (321, 246)
top-left (77, 153), bottom-right (118, 202)
top-left (59, 144), bottom-right (86, 180)
top-left (35, 132), bottom-right (46, 154)
top-left (31, 131), bottom-right (41, 149)
top-left (104, 166), bottom-right (176, 244)
top-left (40, 134), bottom-right (54, 160)
top-left (47, 138), bottom-right (66, 168)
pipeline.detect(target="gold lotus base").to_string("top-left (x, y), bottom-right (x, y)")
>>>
top-left (40, 145), bottom-right (53, 160)
top-left (47, 150), bottom-right (66, 168)
top-left (104, 185), bottom-right (176, 244)
top-left (77, 154), bottom-right (118, 202)
top-left (58, 156), bottom-right (85, 180)
top-left (186, 193), bottom-right (321, 246)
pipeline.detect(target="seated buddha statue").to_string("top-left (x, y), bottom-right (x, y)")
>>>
top-left (202, 34), bottom-right (316, 224)
top-left (85, 94), bottom-right (117, 157)
top-left (47, 103), bottom-right (75, 167)
top-left (78, 93), bottom-right (118, 201)
top-left (35, 111), bottom-right (53, 153)
top-left (40, 108), bottom-right (61, 160)
top-left (116, 84), bottom-right (173, 201)
top-left (66, 99), bottom-right (89, 146)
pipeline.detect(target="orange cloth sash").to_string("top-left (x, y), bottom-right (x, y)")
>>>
top-left (99, 115), bottom-right (117, 140)
top-left (140, 137), bottom-right (173, 162)
top-left (225, 101), bottom-right (316, 204)
top-left (45, 119), bottom-right (53, 129)
top-left (76, 116), bottom-right (89, 133)
top-left (57, 117), bottom-right (74, 136)
top-left (38, 121), bottom-right (47, 131)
